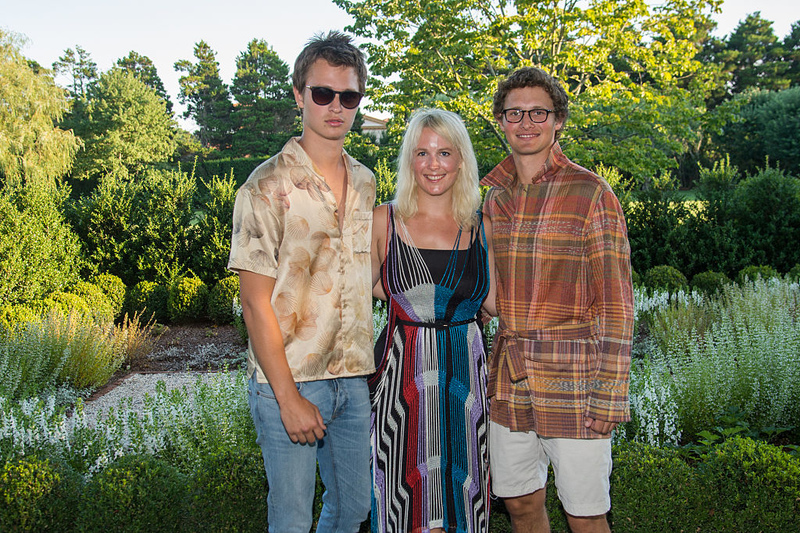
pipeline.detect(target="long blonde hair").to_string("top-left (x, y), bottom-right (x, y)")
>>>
top-left (394, 108), bottom-right (481, 228)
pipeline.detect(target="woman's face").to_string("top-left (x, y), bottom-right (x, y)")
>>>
top-left (412, 127), bottom-right (462, 199)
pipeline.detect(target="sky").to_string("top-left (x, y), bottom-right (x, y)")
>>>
top-left (3, 0), bottom-right (798, 128)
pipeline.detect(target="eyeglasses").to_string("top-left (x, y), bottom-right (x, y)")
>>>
top-left (305, 86), bottom-right (363, 109)
top-left (502, 108), bottom-right (554, 123)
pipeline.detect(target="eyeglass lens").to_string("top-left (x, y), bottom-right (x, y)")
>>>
top-left (308, 86), bottom-right (363, 109)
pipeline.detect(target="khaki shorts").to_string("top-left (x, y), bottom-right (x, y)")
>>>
top-left (489, 421), bottom-right (612, 517)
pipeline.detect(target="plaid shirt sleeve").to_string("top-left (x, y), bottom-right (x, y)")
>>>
top-left (585, 187), bottom-right (634, 422)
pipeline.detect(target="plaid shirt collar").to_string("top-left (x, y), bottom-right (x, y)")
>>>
top-left (481, 142), bottom-right (566, 188)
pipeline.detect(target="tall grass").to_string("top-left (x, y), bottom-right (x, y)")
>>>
top-left (0, 311), bottom-right (156, 402)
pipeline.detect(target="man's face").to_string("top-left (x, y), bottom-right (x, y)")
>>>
top-left (293, 59), bottom-right (360, 143)
top-left (497, 86), bottom-right (563, 158)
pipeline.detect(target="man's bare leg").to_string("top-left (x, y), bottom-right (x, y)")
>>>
top-left (504, 488), bottom-right (550, 533)
top-left (566, 513), bottom-right (611, 533)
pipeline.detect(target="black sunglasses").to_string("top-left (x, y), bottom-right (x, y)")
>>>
top-left (305, 86), bottom-right (363, 109)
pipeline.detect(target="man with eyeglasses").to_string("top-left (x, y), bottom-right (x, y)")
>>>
top-left (480, 67), bottom-right (634, 533)
top-left (228, 30), bottom-right (374, 532)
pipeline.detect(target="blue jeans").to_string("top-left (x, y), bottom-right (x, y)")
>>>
top-left (248, 375), bottom-right (371, 533)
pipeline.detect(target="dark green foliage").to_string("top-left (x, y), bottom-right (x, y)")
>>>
top-left (0, 456), bottom-right (82, 532)
top-left (630, 269), bottom-right (641, 287)
top-left (77, 454), bottom-right (187, 533)
top-left (70, 281), bottom-right (115, 323)
top-left (698, 437), bottom-right (800, 532)
top-left (0, 184), bottom-right (82, 308)
top-left (713, 87), bottom-right (800, 176)
top-left (185, 449), bottom-right (268, 532)
top-left (208, 275), bottom-right (239, 325)
top-left (624, 175), bottom-right (690, 274)
top-left (789, 263), bottom-right (800, 281)
top-left (729, 167), bottom-right (800, 273)
top-left (168, 275), bottom-right (209, 323)
top-left (124, 280), bottom-right (169, 323)
top-left (186, 174), bottom-right (237, 285)
top-left (690, 270), bottom-right (731, 296)
top-left (609, 442), bottom-right (704, 532)
top-left (643, 265), bottom-right (688, 294)
top-left (736, 264), bottom-right (779, 285)
top-left (91, 272), bottom-right (126, 319)
top-left (68, 168), bottom-right (197, 286)
top-left (196, 157), bottom-right (262, 188)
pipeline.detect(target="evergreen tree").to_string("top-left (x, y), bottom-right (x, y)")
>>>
top-left (229, 39), bottom-right (296, 157)
top-left (174, 41), bottom-right (233, 150)
top-left (117, 51), bottom-right (173, 112)
top-left (52, 45), bottom-right (97, 100)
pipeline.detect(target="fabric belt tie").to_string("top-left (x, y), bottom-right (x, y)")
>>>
top-left (493, 321), bottom-right (598, 383)
top-left (396, 316), bottom-right (478, 330)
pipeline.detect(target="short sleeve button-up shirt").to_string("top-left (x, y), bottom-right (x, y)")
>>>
top-left (228, 138), bottom-right (376, 383)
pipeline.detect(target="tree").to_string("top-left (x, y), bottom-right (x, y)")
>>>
top-left (175, 41), bottom-right (233, 150)
top-left (64, 69), bottom-right (177, 181)
top-left (52, 45), bottom-right (97, 100)
top-left (706, 13), bottom-right (791, 97)
top-left (117, 51), bottom-right (173, 112)
top-left (0, 29), bottom-right (80, 187)
top-left (229, 39), bottom-right (296, 157)
top-left (336, 0), bottom-right (725, 181)
top-left (784, 22), bottom-right (800, 87)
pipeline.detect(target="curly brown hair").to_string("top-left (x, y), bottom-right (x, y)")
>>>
top-left (492, 67), bottom-right (569, 138)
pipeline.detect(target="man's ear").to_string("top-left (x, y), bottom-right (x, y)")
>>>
top-left (293, 86), bottom-right (304, 110)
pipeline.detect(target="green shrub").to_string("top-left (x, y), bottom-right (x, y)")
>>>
top-left (124, 280), bottom-right (169, 323)
top-left (78, 454), bottom-right (187, 533)
top-left (736, 264), bottom-right (778, 285)
top-left (609, 442), bottom-right (704, 532)
top-left (186, 173), bottom-right (238, 285)
top-left (70, 281), bottom-right (115, 324)
top-left (91, 273), bottom-right (127, 319)
top-left (185, 449), bottom-right (268, 532)
top-left (631, 268), bottom-right (641, 287)
top-left (207, 275), bottom-right (239, 324)
top-left (731, 167), bottom-right (800, 273)
top-left (0, 182), bottom-right (82, 308)
top-left (690, 270), bottom-right (731, 296)
top-left (643, 265), bottom-right (688, 294)
top-left (0, 304), bottom-right (39, 334)
top-left (41, 291), bottom-right (90, 318)
top-left (168, 275), bottom-right (209, 323)
top-left (789, 263), bottom-right (800, 282)
top-left (698, 437), bottom-right (800, 531)
top-left (0, 456), bottom-right (82, 532)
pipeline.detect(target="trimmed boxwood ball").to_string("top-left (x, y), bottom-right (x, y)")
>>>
top-left (690, 270), bottom-right (731, 296)
top-left (208, 274), bottom-right (240, 325)
top-left (736, 264), bottom-right (778, 285)
top-left (124, 280), bottom-right (169, 323)
top-left (168, 275), bottom-right (209, 323)
top-left (643, 265), bottom-right (688, 294)
top-left (91, 272), bottom-right (127, 319)
top-left (78, 454), bottom-right (187, 532)
top-left (42, 291), bottom-right (90, 318)
top-left (70, 280), bottom-right (115, 323)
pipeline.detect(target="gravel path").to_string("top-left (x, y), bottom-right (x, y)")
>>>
top-left (80, 371), bottom-right (228, 426)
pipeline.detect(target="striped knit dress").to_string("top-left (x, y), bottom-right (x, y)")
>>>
top-left (369, 205), bottom-right (490, 533)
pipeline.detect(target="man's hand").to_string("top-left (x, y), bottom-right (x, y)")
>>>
top-left (279, 394), bottom-right (327, 444)
top-left (584, 417), bottom-right (618, 435)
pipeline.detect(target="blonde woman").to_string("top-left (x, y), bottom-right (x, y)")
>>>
top-left (370, 108), bottom-right (496, 533)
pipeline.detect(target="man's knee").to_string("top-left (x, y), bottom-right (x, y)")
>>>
top-left (504, 488), bottom-right (547, 518)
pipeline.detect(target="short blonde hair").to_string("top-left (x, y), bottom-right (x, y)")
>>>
top-left (394, 108), bottom-right (481, 228)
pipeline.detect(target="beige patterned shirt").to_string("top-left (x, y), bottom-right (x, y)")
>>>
top-left (228, 138), bottom-right (376, 383)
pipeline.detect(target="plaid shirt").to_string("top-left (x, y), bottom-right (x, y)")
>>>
top-left (481, 143), bottom-right (633, 438)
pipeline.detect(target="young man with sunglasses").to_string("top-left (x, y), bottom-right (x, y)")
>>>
top-left (480, 67), bottom-right (634, 533)
top-left (228, 30), bottom-right (374, 532)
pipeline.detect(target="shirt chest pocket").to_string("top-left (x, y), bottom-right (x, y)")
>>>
top-left (350, 211), bottom-right (372, 254)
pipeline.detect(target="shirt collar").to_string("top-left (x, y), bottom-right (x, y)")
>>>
top-left (481, 142), bottom-right (566, 188)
